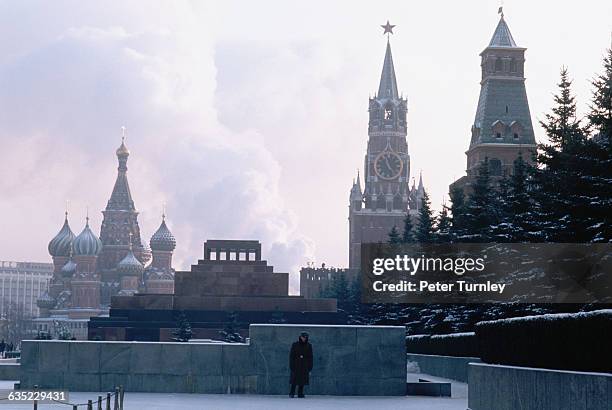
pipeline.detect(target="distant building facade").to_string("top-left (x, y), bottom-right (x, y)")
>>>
top-left (450, 12), bottom-right (536, 192)
top-left (300, 266), bottom-right (356, 299)
top-left (36, 135), bottom-right (176, 338)
top-left (0, 261), bottom-right (52, 318)
top-left (348, 32), bottom-right (425, 270)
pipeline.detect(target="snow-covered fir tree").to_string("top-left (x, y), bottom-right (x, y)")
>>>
top-left (415, 191), bottom-right (435, 243)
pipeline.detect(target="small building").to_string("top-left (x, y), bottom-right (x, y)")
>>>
top-left (89, 240), bottom-right (343, 341)
top-left (300, 266), bottom-right (358, 299)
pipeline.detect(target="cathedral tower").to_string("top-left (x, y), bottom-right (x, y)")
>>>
top-left (451, 10), bottom-right (536, 191)
top-left (144, 214), bottom-right (176, 294)
top-left (348, 23), bottom-right (422, 269)
top-left (71, 217), bottom-right (103, 309)
top-left (47, 211), bottom-right (75, 299)
top-left (97, 131), bottom-right (150, 302)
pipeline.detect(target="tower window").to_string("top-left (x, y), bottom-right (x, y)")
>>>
top-left (495, 58), bottom-right (503, 72)
top-left (510, 59), bottom-right (517, 72)
top-left (384, 107), bottom-right (393, 120)
top-left (496, 132), bottom-right (502, 139)
top-left (513, 133), bottom-right (519, 139)
top-left (505, 105), bottom-right (509, 114)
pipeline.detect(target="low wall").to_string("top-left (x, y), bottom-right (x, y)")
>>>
top-left (20, 324), bottom-right (406, 395)
top-left (406, 353), bottom-right (480, 383)
top-left (0, 363), bottom-right (20, 380)
top-left (468, 362), bottom-right (612, 410)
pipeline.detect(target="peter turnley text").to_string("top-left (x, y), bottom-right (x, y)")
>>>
top-left (372, 280), bottom-right (507, 294)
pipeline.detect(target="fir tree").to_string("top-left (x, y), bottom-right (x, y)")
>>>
top-left (435, 203), bottom-right (452, 243)
top-left (584, 48), bottom-right (612, 242)
top-left (388, 225), bottom-right (401, 244)
top-left (540, 68), bottom-right (586, 149)
top-left (220, 312), bottom-right (244, 343)
top-left (489, 153), bottom-right (536, 242)
top-left (172, 311), bottom-right (193, 342)
top-left (506, 153), bottom-right (543, 242)
top-left (463, 159), bottom-right (498, 242)
top-left (489, 175), bottom-right (512, 242)
top-left (331, 272), bottom-right (350, 306)
top-left (415, 191), bottom-right (435, 243)
top-left (588, 48), bottom-right (612, 143)
top-left (449, 186), bottom-right (467, 241)
top-left (533, 68), bottom-right (591, 242)
top-left (401, 214), bottom-right (415, 243)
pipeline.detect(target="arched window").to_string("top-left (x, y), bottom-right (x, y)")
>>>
top-left (510, 121), bottom-right (523, 140)
top-left (384, 105), bottom-right (393, 120)
top-left (510, 59), bottom-right (517, 72)
top-left (491, 120), bottom-right (505, 139)
top-left (495, 58), bottom-right (503, 72)
top-left (489, 158), bottom-right (502, 176)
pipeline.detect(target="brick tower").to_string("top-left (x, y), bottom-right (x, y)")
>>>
top-left (451, 10), bottom-right (536, 192)
top-left (348, 23), bottom-right (423, 269)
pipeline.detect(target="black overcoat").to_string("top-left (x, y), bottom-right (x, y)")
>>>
top-left (289, 339), bottom-right (313, 385)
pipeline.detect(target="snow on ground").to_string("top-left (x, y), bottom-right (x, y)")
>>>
top-left (0, 377), bottom-right (468, 410)
top-left (0, 393), bottom-right (467, 410)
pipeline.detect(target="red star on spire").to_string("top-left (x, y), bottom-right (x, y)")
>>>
top-left (381, 21), bottom-right (396, 35)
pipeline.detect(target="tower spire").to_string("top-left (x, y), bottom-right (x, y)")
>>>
top-left (107, 128), bottom-right (135, 211)
top-left (378, 22), bottom-right (399, 100)
top-left (488, 10), bottom-right (517, 48)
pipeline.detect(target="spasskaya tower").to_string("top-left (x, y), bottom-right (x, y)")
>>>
top-left (348, 22), bottom-right (424, 269)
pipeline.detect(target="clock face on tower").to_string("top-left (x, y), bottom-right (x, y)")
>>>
top-left (374, 151), bottom-right (403, 180)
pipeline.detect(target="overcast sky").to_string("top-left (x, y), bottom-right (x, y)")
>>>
top-left (0, 1), bottom-right (610, 293)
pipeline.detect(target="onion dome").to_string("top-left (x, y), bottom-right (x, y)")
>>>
top-left (150, 215), bottom-right (176, 252)
top-left (48, 212), bottom-right (75, 257)
top-left (117, 248), bottom-right (144, 276)
top-left (72, 217), bottom-right (103, 256)
top-left (36, 291), bottom-right (56, 310)
top-left (116, 136), bottom-right (130, 157)
top-left (118, 232), bottom-right (144, 276)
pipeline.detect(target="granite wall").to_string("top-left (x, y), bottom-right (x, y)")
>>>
top-left (406, 353), bottom-right (480, 383)
top-left (0, 363), bottom-right (20, 380)
top-left (20, 324), bottom-right (406, 395)
top-left (468, 362), bottom-right (612, 410)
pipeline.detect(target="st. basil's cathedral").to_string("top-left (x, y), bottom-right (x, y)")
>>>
top-left (36, 134), bottom-right (176, 330)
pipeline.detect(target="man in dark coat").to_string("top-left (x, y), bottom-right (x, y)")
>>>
top-left (289, 331), bottom-right (313, 398)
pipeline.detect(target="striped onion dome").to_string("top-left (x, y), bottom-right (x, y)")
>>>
top-left (150, 216), bottom-right (176, 252)
top-left (48, 213), bottom-right (75, 257)
top-left (72, 218), bottom-right (103, 256)
top-left (117, 248), bottom-right (144, 276)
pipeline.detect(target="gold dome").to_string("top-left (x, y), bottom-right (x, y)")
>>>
top-left (116, 139), bottom-right (130, 156)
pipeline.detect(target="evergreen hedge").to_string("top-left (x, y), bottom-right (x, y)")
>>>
top-left (475, 309), bottom-right (612, 373)
top-left (406, 332), bottom-right (477, 357)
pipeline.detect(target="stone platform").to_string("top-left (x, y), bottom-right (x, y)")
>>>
top-left (468, 362), bottom-right (612, 410)
top-left (20, 324), bottom-right (406, 396)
